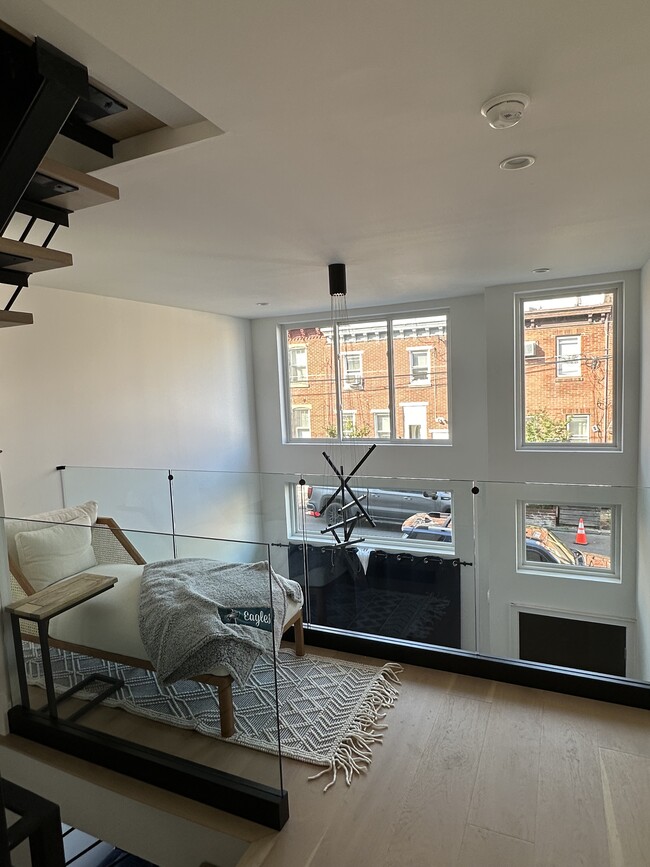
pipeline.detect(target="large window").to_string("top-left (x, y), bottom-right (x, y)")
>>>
top-left (283, 312), bottom-right (449, 442)
top-left (518, 288), bottom-right (618, 447)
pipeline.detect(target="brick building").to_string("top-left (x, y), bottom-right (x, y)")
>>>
top-left (524, 294), bottom-right (615, 444)
top-left (286, 315), bottom-right (449, 440)
top-left (286, 296), bottom-right (614, 443)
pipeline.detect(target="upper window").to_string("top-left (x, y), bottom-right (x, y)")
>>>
top-left (342, 352), bottom-right (364, 390)
top-left (556, 335), bottom-right (581, 377)
top-left (288, 346), bottom-right (308, 385)
top-left (283, 312), bottom-right (449, 442)
top-left (409, 348), bottom-right (431, 385)
top-left (518, 288), bottom-right (619, 448)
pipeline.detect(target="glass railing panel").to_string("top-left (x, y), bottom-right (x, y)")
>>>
top-left (2, 514), bottom-right (284, 792)
top-left (289, 472), bottom-right (477, 652)
top-left (171, 469), bottom-right (265, 547)
top-left (60, 466), bottom-right (174, 561)
top-left (19, 464), bottom-right (650, 687)
top-left (473, 480), bottom-right (642, 681)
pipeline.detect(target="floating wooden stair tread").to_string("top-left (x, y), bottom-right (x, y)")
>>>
top-left (0, 237), bottom-right (72, 273)
top-left (31, 158), bottom-right (119, 211)
top-left (0, 310), bottom-right (33, 328)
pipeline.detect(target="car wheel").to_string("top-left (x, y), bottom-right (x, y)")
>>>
top-left (323, 501), bottom-right (342, 526)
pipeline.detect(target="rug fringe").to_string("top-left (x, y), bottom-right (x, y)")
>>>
top-left (308, 662), bottom-right (402, 792)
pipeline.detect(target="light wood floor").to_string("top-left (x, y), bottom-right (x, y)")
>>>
top-left (20, 645), bottom-right (650, 866)
top-left (240, 648), bottom-right (650, 867)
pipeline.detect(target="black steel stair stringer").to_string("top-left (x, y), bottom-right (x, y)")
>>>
top-left (0, 36), bottom-right (89, 234)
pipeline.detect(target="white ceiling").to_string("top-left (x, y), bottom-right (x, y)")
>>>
top-left (4, 0), bottom-right (650, 318)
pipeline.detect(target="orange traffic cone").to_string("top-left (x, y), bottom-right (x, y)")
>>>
top-left (575, 517), bottom-right (588, 545)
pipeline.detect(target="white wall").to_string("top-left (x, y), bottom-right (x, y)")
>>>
top-left (252, 273), bottom-right (643, 669)
top-left (0, 285), bottom-right (259, 516)
top-left (0, 290), bottom-right (261, 861)
top-left (480, 271), bottom-right (641, 668)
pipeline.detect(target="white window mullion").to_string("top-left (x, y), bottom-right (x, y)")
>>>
top-left (387, 319), bottom-right (396, 439)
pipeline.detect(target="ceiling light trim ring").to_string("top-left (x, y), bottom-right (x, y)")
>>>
top-left (499, 154), bottom-right (536, 170)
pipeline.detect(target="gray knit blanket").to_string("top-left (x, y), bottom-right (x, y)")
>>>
top-left (138, 558), bottom-right (303, 686)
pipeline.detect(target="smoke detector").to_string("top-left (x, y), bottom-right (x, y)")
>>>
top-left (481, 92), bottom-right (530, 129)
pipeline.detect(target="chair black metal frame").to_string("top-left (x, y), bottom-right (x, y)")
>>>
top-left (0, 773), bottom-right (65, 866)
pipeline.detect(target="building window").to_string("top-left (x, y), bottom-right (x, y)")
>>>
top-left (373, 411), bottom-right (391, 439)
top-left (288, 346), bottom-right (308, 385)
top-left (283, 311), bottom-right (448, 442)
top-left (292, 406), bottom-right (311, 438)
top-left (567, 414), bottom-right (590, 443)
top-left (520, 502), bottom-right (615, 575)
top-left (556, 335), bottom-right (581, 378)
top-left (341, 410), bottom-right (357, 438)
top-left (518, 287), bottom-right (618, 447)
top-left (341, 352), bottom-right (363, 390)
top-left (409, 348), bottom-right (431, 384)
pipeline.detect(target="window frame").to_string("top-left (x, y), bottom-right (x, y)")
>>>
top-left (341, 408), bottom-right (357, 438)
top-left (341, 351), bottom-right (364, 391)
top-left (566, 413), bottom-right (590, 443)
top-left (372, 409), bottom-right (391, 439)
top-left (515, 283), bottom-right (622, 452)
top-left (516, 499), bottom-right (620, 583)
top-left (282, 307), bottom-right (451, 445)
top-left (408, 347), bottom-right (431, 385)
top-left (291, 405), bottom-right (312, 438)
top-left (556, 334), bottom-right (581, 378)
top-left (288, 345), bottom-right (309, 386)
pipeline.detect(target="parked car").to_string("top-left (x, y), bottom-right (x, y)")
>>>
top-left (524, 526), bottom-right (585, 565)
top-left (401, 517), bottom-right (609, 567)
top-left (306, 484), bottom-right (451, 527)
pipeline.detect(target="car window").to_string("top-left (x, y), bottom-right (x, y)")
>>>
top-left (526, 547), bottom-right (547, 562)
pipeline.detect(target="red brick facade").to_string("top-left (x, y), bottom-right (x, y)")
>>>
top-left (524, 297), bottom-right (614, 443)
top-left (286, 297), bottom-right (615, 443)
top-left (287, 317), bottom-right (449, 439)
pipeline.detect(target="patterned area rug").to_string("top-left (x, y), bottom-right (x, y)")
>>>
top-left (23, 643), bottom-right (401, 790)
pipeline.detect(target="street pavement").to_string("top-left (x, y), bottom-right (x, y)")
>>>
top-left (301, 513), bottom-right (611, 557)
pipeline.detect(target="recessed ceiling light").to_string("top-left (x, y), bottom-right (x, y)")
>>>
top-left (499, 154), bottom-right (535, 170)
top-left (532, 267), bottom-right (550, 273)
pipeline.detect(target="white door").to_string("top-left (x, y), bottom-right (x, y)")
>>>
top-left (402, 403), bottom-right (428, 439)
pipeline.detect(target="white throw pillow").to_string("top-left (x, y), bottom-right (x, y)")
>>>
top-left (14, 515), bottom-right (97, 591)
top-left (4, 501), bottom-right (98, 565)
